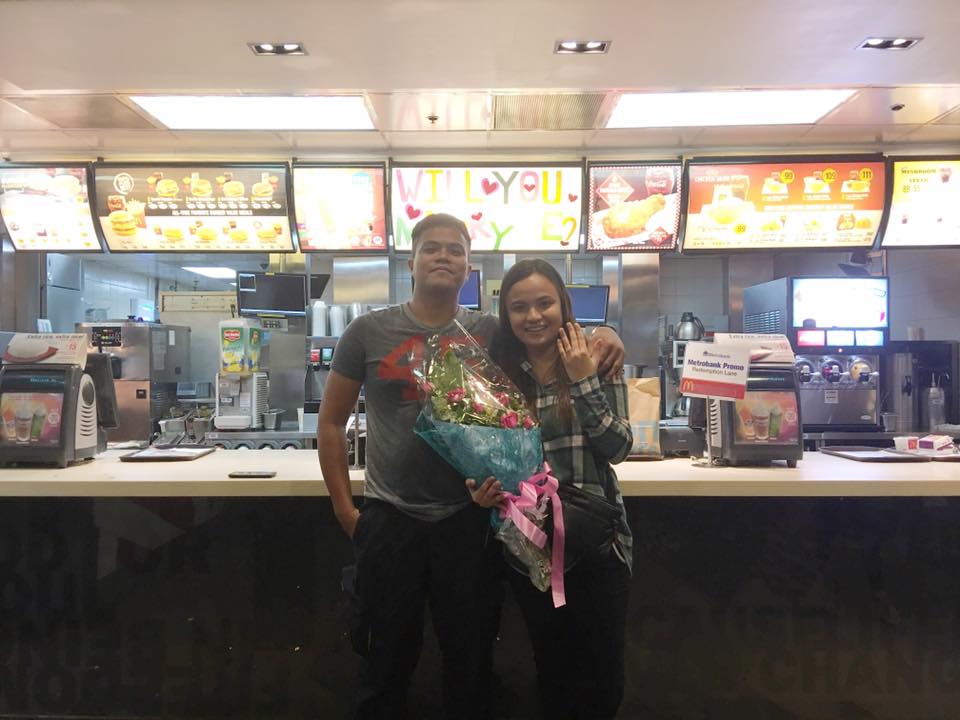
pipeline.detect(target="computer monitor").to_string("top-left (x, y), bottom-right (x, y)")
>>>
top-left (458, 270), bottom-right (481, 310)
top-left (84, 353), bottom-right (120, 429)
top-left (566, 285), bottom-right (610, 325)
top-left (237, 272), bottom-right (307, 317)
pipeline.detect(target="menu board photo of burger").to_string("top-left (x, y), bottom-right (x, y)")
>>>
top-left (293, 166), bottom-right (386, 251)
top-left (0, 166), bottom-right (102, 252)
top-left (587, 163), bottom-right (681, 251)
top-left (683, 158), bottom-right (886, 251)
top-left (94, 164), bottom-right (294, 253)
top-left (884, 158), bottom-right (960, 248)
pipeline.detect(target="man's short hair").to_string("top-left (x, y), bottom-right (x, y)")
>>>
top-left (411, 213), bottom-right (471, 254)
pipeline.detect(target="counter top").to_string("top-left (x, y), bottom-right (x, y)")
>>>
top-left (1, 450), bottom-right (960, 497)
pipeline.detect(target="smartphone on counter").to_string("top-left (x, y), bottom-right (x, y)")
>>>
top-left (228, 470), bottom-right (277, 478)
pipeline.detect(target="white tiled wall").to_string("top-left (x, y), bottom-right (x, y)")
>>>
top-left (82, 264), bottom-right (157, 321)
top-left (659, 255), bottom-right (729, 333)
top-left (887, 249), bottom-right (960, 341)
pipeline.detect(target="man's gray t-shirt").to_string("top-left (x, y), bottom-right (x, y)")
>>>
top-left (331, 304), bottom-right (499, 521)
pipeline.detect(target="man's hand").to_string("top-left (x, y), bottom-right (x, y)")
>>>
top-left (466, 476), bottom-right (506, 508)
top-left (337, 506), bottom-right (361, 538)
top-left (589, 326), bottom-right (625, 380)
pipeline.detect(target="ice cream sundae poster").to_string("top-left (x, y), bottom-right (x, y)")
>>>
top-left (391, 166), bottom-right (583, 252)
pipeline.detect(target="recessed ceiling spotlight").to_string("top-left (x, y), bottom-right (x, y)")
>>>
top-left (858, 36), bottom-right (922, 50)
top-left (554, 40), bottom-right (610, 54)
top-left (249, 42), bottom-right (307, 56)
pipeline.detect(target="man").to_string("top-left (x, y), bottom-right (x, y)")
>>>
top-left (318, 213), bottom-right (624, 719)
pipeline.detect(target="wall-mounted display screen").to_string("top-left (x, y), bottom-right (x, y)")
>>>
top-left (567, 285), bottom-right (610, 324)
top-left (792, 277), bottom-right (889, 329)
top-left (883, 159), bottom-right (960, 247)
top-left (94, 164), bottom-right (294, 252)
top-left (237, 272), bottom-right (306, 317)
top-left (391, 165), bottom-right (583, 252)
top-left (293, 166), bottom-right (387, 251)
top-left (458, 270), bottom-right (481, 309)
top-left (587, 163), bottom-right (682, 251)
top-left (684, 159), bottom-right (885, 251)
top-left (0, 166), bottom-right (101, 251)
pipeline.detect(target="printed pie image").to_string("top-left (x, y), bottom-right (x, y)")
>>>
top-left (164, 227), bottom-right (184, 241)
top-left (601, 195), bottom-right (666, 238)
top-left (222, 180), bottom-right (245, 197)
top-left (191, 179), bottom-right (213, 197)
top-left (251, 181), bottom-right (273, 198)
top-left (230, 229), bottom-right (249, 242)
top-left (155, 178), bottom-right (179, 198)
top-left (803, 177), bottom-right (829, 194)
top-left (841, 180), bottom-right (870, 193)
top-left (197, 227), bottom-right (217, 242)
top-left (109, 210), bottom-right (137, 237)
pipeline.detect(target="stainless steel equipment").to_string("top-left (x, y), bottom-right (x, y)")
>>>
top-left (660, 311), bottom-right (705, 419)
top-left (795, 354), bottom-right (880, 430)
top-left (674, 312), bottom-right (705, 341)
top-left (215, 372), bottom-right (269, 430)
top-left (884, 341), bottom-right (959, 433)
top-left (78, 321), bottom-right (190, 442)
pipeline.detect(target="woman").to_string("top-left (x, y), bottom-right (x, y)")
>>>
top-left (468, 259), bottom-right (633, 720)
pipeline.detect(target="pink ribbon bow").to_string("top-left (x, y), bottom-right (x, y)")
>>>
top-left (499, 463), bottom-right (566, 608)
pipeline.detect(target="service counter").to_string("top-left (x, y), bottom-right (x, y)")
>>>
top-left (0, 451), bottom-right (958, 718)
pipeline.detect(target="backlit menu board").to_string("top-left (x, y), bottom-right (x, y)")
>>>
top-left (683, 159), bottom-right (885, 251)
top-left (94, 164), bottom-right (294, 253)
top-left (587, 163), bottom-right (681, 251)
top-left (293, 166), bottom-right (386, 251)
top-left (883, 159), bottom-right (960, 247)
top-left (391, 165), bottom-right (583, 252)
top-left (0, 166), bottom-right (101, 251)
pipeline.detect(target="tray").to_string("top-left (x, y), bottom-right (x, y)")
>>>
top-left (819, 446), bottom-right (931, 463)
top-left (885, 449), bottom-right (960, 462)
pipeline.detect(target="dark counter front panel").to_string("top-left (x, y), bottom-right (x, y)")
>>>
top-left (0, 497), bottom-right (959, 719)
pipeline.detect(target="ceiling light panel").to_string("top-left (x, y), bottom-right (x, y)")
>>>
top-left (129, 95), bottom-right (375, 130)
top-left (606, 89), bottom-right (856, 128)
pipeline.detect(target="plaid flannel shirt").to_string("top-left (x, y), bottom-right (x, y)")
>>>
top-left (521, 362), bottom-right (634, 571)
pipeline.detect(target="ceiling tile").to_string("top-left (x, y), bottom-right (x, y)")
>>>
top-left (899, 124), bottom-right (960, 142)
top-left (2, 130), bottom-right (93, 151)
top-left (486, 130), bottom-right (590, 149)
top-left (695, 124), bottom-right (814, 146)
top-left (6, 95), bottom-right (157, 129)
top-left (288, 131), bottom-right (388, 151)
top-left (820, 87), bottom-right (960, 126)
top-left (803, 124), bottom-right (918, 143)
top-left (0, 99), bottom-right (55, 130)
top-left (170, 131), bottom-right (291, 150)
top-left (383, 131), bottom-right (488, 150)
top-left (368, 93), bottom-right (491, 132)
top-left (588, 128), bottom-right (699, 150)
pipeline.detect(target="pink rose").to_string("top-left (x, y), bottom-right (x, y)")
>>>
top-left (500, 411), bottom-right (519, 429)
top-left (495, 391), bottom-right (511, 407)
top-left (522, 415), bottom-right (535, 430)
top-left (472, 401), bottom-right (486, 414)
top-left (447, 387), bottom-right (466, 404)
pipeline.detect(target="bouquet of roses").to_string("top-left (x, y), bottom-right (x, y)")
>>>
top-left (413, 320), bottom-right (542, 494)
top-left (414, 321), bottom-right (564, 603)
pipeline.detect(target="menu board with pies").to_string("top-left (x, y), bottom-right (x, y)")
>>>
top-left (0, 166), bottom-right (102, 251)
top-left (93, 165), bottom-right (294, 252)
top-left (683, 159), bottom-right (886, 251)
top-left (587, 163), bottom-right (681, 251)
top-left (391, 165), bottom-right (583, 252)
top-left (293, 166), bottom-right (387, 251)
top-left (883, 159), bottom-right (960, 247)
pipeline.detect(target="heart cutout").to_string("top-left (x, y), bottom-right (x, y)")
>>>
top-left (568, 193), bottom-right (578, 202)
top-left (481, 178), bottom-right (499, 195)
top-left (471, 212), bottom-right (483, 221)
top-left (523, 183), bottom-right (536, 192)
top-left (405, 204), bottom-right (422, 220)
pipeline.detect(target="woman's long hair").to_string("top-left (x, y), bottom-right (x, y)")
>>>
top-left (492, 259), bottom-right (575, 424)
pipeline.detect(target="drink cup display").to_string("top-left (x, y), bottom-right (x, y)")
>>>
top-left (30, 407), bottom-right (47, 441)
top-left (769, 405), bottom-right (783, 440)
top-left (752, 407), bottom-right (771, 441)
top-left (14, 407), bottom-right (32, 443)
